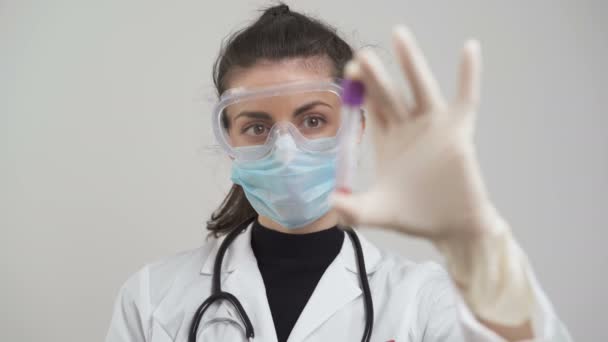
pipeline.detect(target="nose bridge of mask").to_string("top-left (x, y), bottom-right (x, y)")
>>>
top-left (273, 129), bottom-right (298, 164)
top-left (268, 121), bottom-right (338, 158)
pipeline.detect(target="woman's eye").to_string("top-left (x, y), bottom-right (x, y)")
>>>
top-left (303, 116), bottom-right (325, 129)
top-left (244, 124), bottom-right (268, 136)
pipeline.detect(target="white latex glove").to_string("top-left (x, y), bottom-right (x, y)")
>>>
top-left (331, 26), bottom-right (535, 326)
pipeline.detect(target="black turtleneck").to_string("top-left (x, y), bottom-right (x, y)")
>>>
top-left (250, 219), bottom-right (345, 342)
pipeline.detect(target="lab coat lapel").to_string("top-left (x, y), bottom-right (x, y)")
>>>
top-left (153, 246), bottom-right (236, 341)
top-left (287, 229), bottom-right (382, 342)
top-left (201, 225), bottom-right (279, 342)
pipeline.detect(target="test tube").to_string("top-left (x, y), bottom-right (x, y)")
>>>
top-left (336, 79), bottom-right (365, 194)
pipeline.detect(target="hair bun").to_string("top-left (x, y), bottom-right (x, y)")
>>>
top-left (268, 4), bottom-right (290, 17)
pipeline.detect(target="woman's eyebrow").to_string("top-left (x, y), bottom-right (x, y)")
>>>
top-left (233, 111), bottom-right (273, 122)
top-left (232, 101), bottom-right (332, 121)
top-left (293, 101), bottom-right (333, 117)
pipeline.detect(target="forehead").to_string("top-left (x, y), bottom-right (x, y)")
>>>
top-left (224, 57), bottom-right (335, 90)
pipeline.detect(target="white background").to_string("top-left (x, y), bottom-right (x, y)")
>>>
top-left (1, 0), bottom-right (606, 341)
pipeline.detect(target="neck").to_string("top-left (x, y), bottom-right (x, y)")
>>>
top-left (258, 210), bottom-right (340, 234)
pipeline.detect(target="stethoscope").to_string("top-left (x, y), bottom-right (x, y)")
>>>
top-left (187, 216), bottom-right (374, 342)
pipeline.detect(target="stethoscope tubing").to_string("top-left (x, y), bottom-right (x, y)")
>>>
top-left (188, 217), bottom-right (374, 342)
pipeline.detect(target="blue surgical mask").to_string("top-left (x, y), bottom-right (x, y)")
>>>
top-left (230, 135), bottom-right (337, 229)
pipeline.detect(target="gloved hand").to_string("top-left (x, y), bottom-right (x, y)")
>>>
top-left (331, 26), bottom-right (535, 326)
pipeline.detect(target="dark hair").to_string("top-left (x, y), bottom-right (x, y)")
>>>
top-left (206, 3), bottom-right (354, 236)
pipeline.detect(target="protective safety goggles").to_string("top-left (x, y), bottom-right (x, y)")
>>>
top-left (212, 79), bottom-right (359, 162)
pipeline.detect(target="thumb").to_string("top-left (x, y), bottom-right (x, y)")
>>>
top-left (329, 190), bottom-right (384, 227)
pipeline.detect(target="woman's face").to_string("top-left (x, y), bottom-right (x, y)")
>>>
top-left (222, 58), bottom-right (343, 148)
top-left (223, 57), bottom-right (364, 233)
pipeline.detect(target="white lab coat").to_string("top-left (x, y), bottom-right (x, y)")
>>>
top-left (105, 225), bottom-right (572, 341)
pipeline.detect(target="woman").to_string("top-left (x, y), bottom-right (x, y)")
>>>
top-left (106, 4), bottom-right (571, 342)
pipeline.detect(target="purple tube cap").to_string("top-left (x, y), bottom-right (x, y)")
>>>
top-left (341, 79), bottom-right (365, 106)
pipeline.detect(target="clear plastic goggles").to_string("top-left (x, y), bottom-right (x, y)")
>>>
top-left (212, 79), bottom-right (349, 161)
